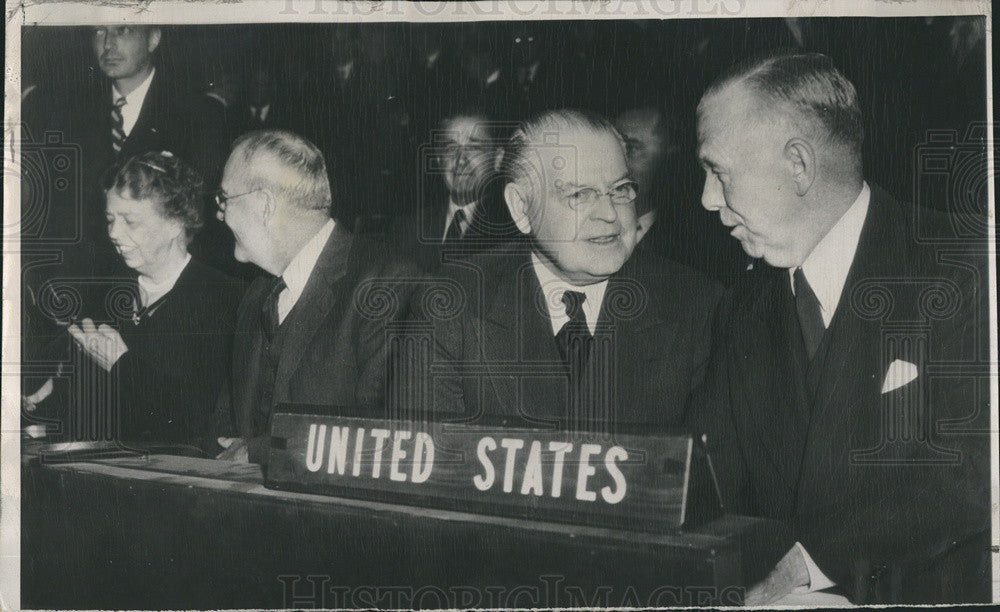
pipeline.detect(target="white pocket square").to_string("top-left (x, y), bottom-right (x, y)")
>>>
top-left (881, 359), bottom-right (919, 393)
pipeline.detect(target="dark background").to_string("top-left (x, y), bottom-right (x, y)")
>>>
top-left (21, 17), bottom-right (988, 282)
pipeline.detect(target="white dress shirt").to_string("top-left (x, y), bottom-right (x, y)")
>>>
top-left (786, 182), bottom-right (870, 594)
top-left (789, 182), bottom-right (871, 327)
top-left (442, 199), bottom-right (478, 242)
top-left (276, 219), bottom-right (335, 324)
top-left (530, 252), bottom-right (607, 336)
top-left (250, 104), bottom-right (271, 123)
top-left (112, 67), bottom-right (156, 136)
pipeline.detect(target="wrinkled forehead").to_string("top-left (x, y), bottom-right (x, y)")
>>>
top-left (534, 127), bottom-right (627, 190)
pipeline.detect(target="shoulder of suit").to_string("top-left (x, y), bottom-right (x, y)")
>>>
top-left (622, 249), bottom-right (724, 306)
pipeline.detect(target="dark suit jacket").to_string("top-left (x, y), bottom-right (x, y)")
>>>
top-left (213, 224), bottom-right (420, 463)
top-left (60, 69), bottom-right (230, 278)
top-left (114, 259), bottom-right (245, 448)
top-left (387, 184), bottom-right (519, 272)
top-left (687, 186), bottom-right (991, 603)
top-left (399, 243), bottom-right (723, 431)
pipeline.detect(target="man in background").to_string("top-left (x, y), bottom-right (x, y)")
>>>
top-left (211, 130), bottom-right (419, 464)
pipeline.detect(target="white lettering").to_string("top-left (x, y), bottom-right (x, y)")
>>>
top-left (411, 432), bottom-right (434, 483)
top-left (352, 427), bottom-right (365, 476)
top-left (520, 441), bottom-right (544, 496)
top-left (326, 426), bottom-right (350, 475)
top-left (370, 428), bottom-right (390, 478)
top-left (500, 438), bottom-right (525, 493)
top-left (576, 444), bottom-right (600, 501)
top-left (601, 446), bottom-right (629, 504)
top-left (548, 441), bottom-right (573, 498)
top-left (473, 437), bottom-right (497, 491)
top-left (389, 430), bottom-right (412, 482)
top-left (305, 423), bottom-right (326, 472)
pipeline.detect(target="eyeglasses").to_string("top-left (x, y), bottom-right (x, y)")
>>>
top-left (562, 180), bottom-right (639, 209)
top-left (214, 189), bottom-right (260, 213)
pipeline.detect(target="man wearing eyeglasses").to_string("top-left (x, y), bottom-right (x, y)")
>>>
top-left (210, 129), bottom-right (419, 465)
top-left (397, 109), bottom-right (722, 432)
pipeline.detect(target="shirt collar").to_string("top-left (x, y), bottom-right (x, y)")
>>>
top-left (113, 66), bottom-right (155, 105)
top-left (281, 219), bottom-right (336, 300)
top-left (530, 252), bottom-right (608, 336)
top-left (444, 199), bottom-right (478, 238)
top-left (137, 252), bottom-right (191, 306)
top-left (790, 182), bottom-right (871, 327)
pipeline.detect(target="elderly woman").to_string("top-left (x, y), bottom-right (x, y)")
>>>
top-left (68, 151), bottom-right (244, 450)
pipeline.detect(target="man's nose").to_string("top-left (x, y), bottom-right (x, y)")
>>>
top-left (701, 174), bottom-right (723, 212)
top-left (590, 192), bottom-right (619, 223)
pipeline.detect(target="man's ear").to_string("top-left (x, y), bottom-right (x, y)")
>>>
top-left (504, 182), bottom-right (532, 235)
top-left (784, 138), bottom-right (815, 196)
top-left (258, 190), bottom-right (277, 224)
top-left (147, 28), bottom-right (162, 54)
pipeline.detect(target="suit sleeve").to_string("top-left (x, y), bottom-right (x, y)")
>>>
top-left (684, 289), bottom-right (751, 515)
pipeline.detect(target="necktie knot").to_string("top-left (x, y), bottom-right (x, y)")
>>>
top-left (561, 290), bottom-right (587, 323)
top-left (445, 208), bottom-right (467, 243)
top-left (114, 96), bottom-right (127, 108)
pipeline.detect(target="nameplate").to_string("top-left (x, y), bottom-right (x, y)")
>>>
top-left (265, 413), bottom-right (722, 532)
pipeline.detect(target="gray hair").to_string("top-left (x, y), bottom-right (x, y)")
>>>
top-left (701, 51), bottom-right (863, 159)
top-left (231, 129), bottom-right (333, 214)
top-left (498, 108), bottom-right (626, 197)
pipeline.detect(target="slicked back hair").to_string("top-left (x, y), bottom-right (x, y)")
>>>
top-left (701, 51), bottom-right (864, 162)
top-left (231, 129), bottom-right (333, 215)
top-left (499, 108), bottom-right (627, 200)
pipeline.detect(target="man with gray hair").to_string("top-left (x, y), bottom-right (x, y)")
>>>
top-left (687, 52), bottom-right (990, 604)
top-left (405, 109), bottom-right (721, 433)
top-left (211, 129), bottom-right (419, 464)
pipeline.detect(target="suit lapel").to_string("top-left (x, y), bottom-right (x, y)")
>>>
top-left (736, 269), bottom-right (810, 497)
top-left (482, 253), bottom-right (565, 425)
top-left (273, 225), bottom-right (354, 396)
top-left (796, 189), bottom-right (899, 503)
top-left (232, 280), bottom-right (269, 437)
top-left (123, 72), bottom-right (163, 156)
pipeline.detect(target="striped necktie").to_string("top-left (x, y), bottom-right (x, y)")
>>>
top-left (111, 96), bottom-right (127, 153)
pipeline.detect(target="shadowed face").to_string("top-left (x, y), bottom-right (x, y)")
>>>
top-left (513, 127), bottom-right (638, 285)
top-left (92, 26), bottom-right (159, 82)
top-left (439, 114), bottom-right (495, 203)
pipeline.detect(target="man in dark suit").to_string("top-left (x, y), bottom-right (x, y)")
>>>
top-left (389, 105), bottom-right (516, 271)
top-left (399, 110), bottom-right (721, 434)
top-left (68, 25), bottom-right (230, 277)
top-left (688, 52), bottom-right (991, 604)
top-left (211, 130), bottom-right (419, 465)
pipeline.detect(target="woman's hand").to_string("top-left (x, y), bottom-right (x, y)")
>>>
top-left (68, 318), bottom-right (129, 372)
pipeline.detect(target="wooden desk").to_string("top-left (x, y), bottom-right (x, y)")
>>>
top-left (22, 454), bottom-right (786, 609)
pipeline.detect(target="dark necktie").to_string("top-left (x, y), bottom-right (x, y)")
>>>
top-left (261, 275), bottom-right (286, 342)
top-left (444, 208), bottom-right (466, 243)
top-left (793, 267), bottom-right (825, 361)
top-left (111, 96), bottom-right (127, 153)
top-left (555, 290), bottom-right (591, 366)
